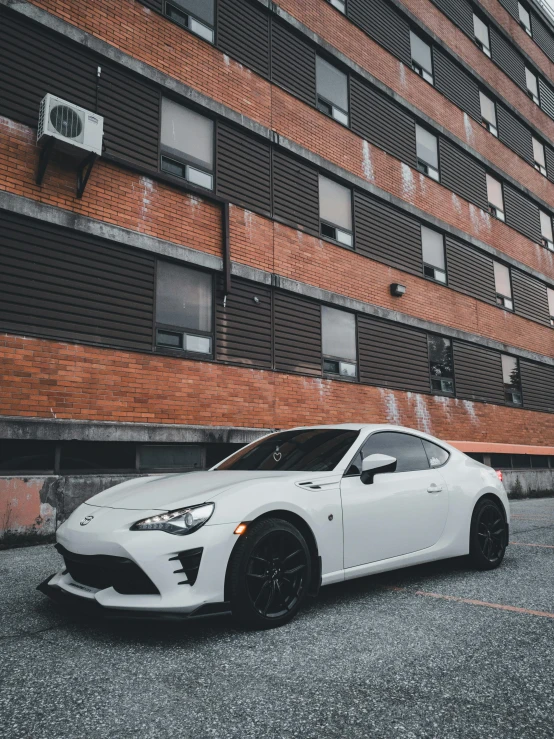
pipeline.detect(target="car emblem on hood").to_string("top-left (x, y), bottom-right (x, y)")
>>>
top-left (80, 515), bottom-right (94, 526)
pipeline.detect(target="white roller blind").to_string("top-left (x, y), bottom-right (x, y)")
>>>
top-left (526, 68), bottom-right (538, 96)
top-left (479, 92), bottom-right (496, 126)
top-left (416, 125), bottom-right (438, 168)
top-left (321, 306), bottom-right (357, 361)
top-left (532, 138), bottom-right (546, 167)
top-left (518, 3), bottom-right (531, 31)
top-left (156, 261), bottom-right (212, 331)
top-left (161, 98), bottom-right (214, 171)
top-left (316, 56), bottom-right (348, 111)
top-left (548, 288), bottom-right (554, 316)
top-left (473, 15), bottom-right (490, 48)
top-left (410, 31), bottom-right (432, 73)
top-left (486, 175), bottom-right (504, 210)
top-left (494, 262), bottom-right (512, 298)
top-left (319, 175), bottom-right (352, 230)
top-left (540, 211), bottom-right (553, 241)
top-left (501, 355), bottom-right (518, 386)
top-left (421, 227), bottom-right (445, 269)
top-left (171, 0), bottom-right (214, 24)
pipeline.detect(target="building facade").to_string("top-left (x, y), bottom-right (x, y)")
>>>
top-left (2, 0), bottom-right (554, 544)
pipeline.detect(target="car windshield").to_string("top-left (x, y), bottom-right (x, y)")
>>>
top-left (215, 429), bottom-right (360, 472)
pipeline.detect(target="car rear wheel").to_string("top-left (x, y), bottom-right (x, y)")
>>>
top-left (229, 518), bottom-right (311, 630)
top-left (469, 498), bottom-right (507, 570)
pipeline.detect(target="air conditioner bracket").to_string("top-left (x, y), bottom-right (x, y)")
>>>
top-left (76, 152), bottom-right (97, 199)
top-left (36, 137), bottom-right (56, 187)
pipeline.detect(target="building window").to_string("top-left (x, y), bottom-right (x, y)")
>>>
top-left (138, 445), bottom-right (204, 472)
top-left (518, 2), bottom-right (532, 35)
top-left (540, 210), bottom-right (554, 250)
top-left (416, 125), bottom-right (439, 181)
top-left (321, 306), bottom-right (357, 378)
top-left (316, 56), bottom-right (349, 125)
top-left (494, 261), bottom-right (513, 311)
top-left (164, 0), bottom-right (214, 43)
top-left (0, 440), bottom-right (56, 474)
top-left (486, 174), bottom-right (505, 221)
top-left (502, 355), bottom-right (522, 406)
top-left (473, 15), bottom-right (491, 57)
top-left (479, 92), bottom-right (498, 137)
top-left (548, 287), bottom-right (554, 326)
top-left (319, 175), bottom-right (353, 247)
top-left (156, 261), bottom-right (213, 355)
top-left (410, 31), bottom-right (434, 84)
top-left (327, 0), bottom-right (346, 13)
top-left (532, 137), bottom-right (547, 176)
top-left (428, 335), bottom-right (454, 395)
top-left (421, 226), bottom-right (446, 283)
top-left (59, 442), bottom-right (137, 473)
top-left (160, 98), bottom-right (214, 190)
top-left (525, 67), bottom-right (539, 104)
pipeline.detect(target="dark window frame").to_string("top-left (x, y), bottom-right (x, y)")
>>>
top-left (494, 261), bottom-right (514, 312)
top-left (410, 30), bottom-right (434, 85)
top-left (428, 334), bottom-right (455, 397)
top-left (315, 54), bottom-right (350, 127)
top-left (321, 305), bottom-right (358, 381)
top-left (473, 13), bottom-right (492, 58)
top-left (415, 125), bottom-right (440, 182)
top-left (319, 174), bottom-right (355, 250)
top-left (164, 0), bottom-right (215, 44)
top-left (421, 227), bottom-right (447, 285)
top-left (502, 354), bottom-right (523, 406)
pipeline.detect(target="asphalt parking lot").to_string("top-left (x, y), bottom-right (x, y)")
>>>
top-left (1, 497), bottom-right (553, 739)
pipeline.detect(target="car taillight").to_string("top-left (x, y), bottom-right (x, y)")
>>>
top-left (495, 469), bottom-right (503, 482)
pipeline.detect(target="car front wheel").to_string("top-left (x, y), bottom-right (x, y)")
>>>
top-left (469, 498), bottom-right (507, 570)
top-left (229, 517), bottom-right (311, 629)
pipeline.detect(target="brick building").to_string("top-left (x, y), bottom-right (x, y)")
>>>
top-left (2, 0), bottom-right (554, 543)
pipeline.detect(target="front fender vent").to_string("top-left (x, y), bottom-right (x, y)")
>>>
top-left (169, 547), bottom-right (203, 585)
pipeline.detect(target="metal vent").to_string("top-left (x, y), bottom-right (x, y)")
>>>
top-left (49, 104), bottom-right (83, 139)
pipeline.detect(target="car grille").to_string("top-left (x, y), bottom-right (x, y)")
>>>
top-left (170, 547), bottom-right (203, 585)
top-left (56, 544), bottom-right (160, 595)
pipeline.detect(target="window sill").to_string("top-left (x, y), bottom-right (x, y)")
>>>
top-left (155, 346), bottom-right (215, 362)
top-left (322, 372), bottom-right (358, 383)
top-left (319, 234), bottom-right (355, 251)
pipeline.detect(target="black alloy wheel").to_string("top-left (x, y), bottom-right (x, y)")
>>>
top-left (469, 498), bottom-right (507, 570)
top-left (229, 518), bottom-right (312, 629)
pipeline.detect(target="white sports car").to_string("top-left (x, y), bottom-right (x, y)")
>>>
top-left (39, 424), bottom-right (509, 629)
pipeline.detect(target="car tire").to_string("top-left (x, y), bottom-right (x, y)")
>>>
top-left (229, 517), bottom-right (312, 630)
top-left (468, 497), bottom-right (507, 570)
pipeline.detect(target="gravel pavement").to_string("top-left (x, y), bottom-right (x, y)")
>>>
top-left (1, 497), bottom-right (553, 739)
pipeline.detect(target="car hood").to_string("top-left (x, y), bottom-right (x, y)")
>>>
top-left (85, 470), bottom-right (332, 511)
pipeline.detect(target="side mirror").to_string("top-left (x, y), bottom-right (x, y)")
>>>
top-left (361, 454), bottom-right (397, 485)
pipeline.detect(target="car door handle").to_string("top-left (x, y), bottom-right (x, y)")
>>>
top-left (427, 483), bottom-right (443, 493)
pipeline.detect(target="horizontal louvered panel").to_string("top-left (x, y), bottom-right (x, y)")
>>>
top-left (0, 9), bottom-right (97, 127)
top-left (216, 278), bottom-right (272, 367)
top-left (496, 105), bottom-right (534, 165)
top-left (273, 292), bottom-right (321, 376)
top-left (97, 64), bottom-right (160, 171)
top-left (539, 78), bottom-right (554, 121)
top-left (531, 14), bottom-right (554, 64)
top-left (503, 185), bottom-right (541, 243)
top-left (430, 0), bottom-right (474, 36)
top-left (438, 139), bottom-right (488, 209)
top-left (216, 0), bottom-right (270, 77)
top-left (347, 0), bottom-right (411, 65)
top-left (490, 27), bottom-right (526, 89)
top-left (271, 20), bottom-right (316, 106)
top-left (358, 317), bottom-right (430, 392)
top-left (546, 146), bottom-right (554, 184)
top-left (432, 47), bottom-right (481, 121)
top-left (0, 211), bottom-right (155, 350)
top-left (452, 342), bottom-right (504, 404)
top-left (137, 0), bottom-right (162, 10)
top-left (354, 192), bottom-right (422, 274)
top-left (216, 123), bottom-right (272, 214)
top-left (272, 150), bottom-right (319, 233)
top-left (350, 78), bottom-right (417, 167)
top-left (497, 0), bottom-right (518, 15)
top-left (445, 237), bottom-right (496, 304)
top-left (520, 360), bottom-right (554, 413)
top-left (512, 270), bottom-right (550, 325)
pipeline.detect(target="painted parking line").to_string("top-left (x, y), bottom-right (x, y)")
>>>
top-left (511, 515), bottom-right (554, 521)
top-left (414, 591), bottom-right (554, 620)
top-left (509, 541), bottom-right (554, 549)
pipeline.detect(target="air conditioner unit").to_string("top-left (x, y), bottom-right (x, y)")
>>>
top-left (37, 94), bottom-right (103, 156)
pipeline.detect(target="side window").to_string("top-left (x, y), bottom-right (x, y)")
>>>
top-left (321, 306), bottom-right (357, 378)
top-left (165, 0), bottom-right (215, 42)
top-left (473, 14), bottom-right (491, 58)
top-left (428, 335), bottom-right (454, 395)
top-left (410, 31), bottom-right (434, 84)
top-left (486, 174), bottom-right (505, 221)
top-left (532, 138), bottom-right (547, 176)
top-left (494, 261), bottom-right (513, 311)
top-left (540, 210), bottom-right (554, 250)
top-left (518, 3), bottom-right (532, 36)
top-left (548, 287), bottom-right (554, 326)
top-left (319, 175), bottom-right (353, 247)
top-left (422, 439), bottom-right (450, 468)
top-left (502, 355), bottom-right (522, 406)
top-left (525, 68), bottom-right (539, 105)
top-left (479, 92), bottom-right (498, 137)
top-left (156, 261), bottom-right (213, 355)
top-left (316, 56), bottom-right (349, 126)
top-left (359, 432), bottom-right (430, 473)
top-left (421, 226), bottom-right (446, 283)
top-left (160, 98), bottom-right (214, 190)
top-left (416, 126), bottom-right (439, 181)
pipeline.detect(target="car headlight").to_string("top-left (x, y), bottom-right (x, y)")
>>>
top-left (131, 503), bottom-right (215, 535)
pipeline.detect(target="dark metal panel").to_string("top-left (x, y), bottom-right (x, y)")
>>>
top-left (354, 191), bottom-right (422, 274)
top-left (0, 8), bottom-right (97, 127)
top-left (497, 0), bottom-right (519, 16)
top-left (432, 48), bottom-right (481, 121)
top-left (438, 139), bottom-right (488, 210)
top-left (347, 0), bottom-right (411, 65)
top-left (350, 77), bottom-right (417, 168)
top-left (520, 360), bottom-right (554, 413)
top-left (445, 237), bottom-right (496, 304)
top-left (216, 277), bottom-right (272, 367)
top-left (430, 0), bottom-right (474, 36)
top-left (0, 211), bottom-right (155, 351)
top-left (273, 292), bottom-right (322, 376)
top-left (136, 0), bottom-right (163, 10)
top-left (272, 150), bottom-right (319, 233)
top-left (357, 316), bottom-right (430, 393)
top-left (270, 20), bottom-right (316, 106)
top-left (503, 184), bottom-right (542, 243)
top-left (511, 270), bottom-right (550, 325)
top-left (489, 27), bottom-right (526, 89)
top-left (496, 105), bottom-right (534, 165)
top-left (216, 122), bottom-right (272, 214)
top-left (452, 341), bottom-right (504, 404)
top-left (216, 0), bottom-right (270, 78)
top-left (531, 14), bottom-right (554, 64)
top-left (546, 145), bottom-right (554, 184)
top-left (538, 78), bottom-right (554, 120)
top-left (97, 64), bottom-right (160, 171)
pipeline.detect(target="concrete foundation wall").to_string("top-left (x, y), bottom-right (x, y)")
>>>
top-left (501, 470), bottom-right (554, 500)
